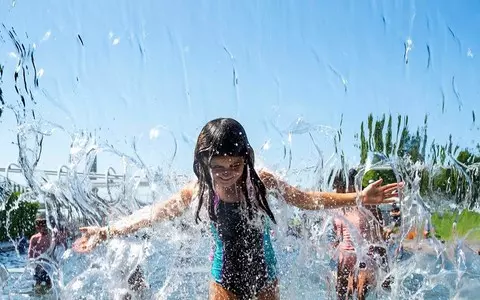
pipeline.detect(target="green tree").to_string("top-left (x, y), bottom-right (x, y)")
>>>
top-left (421, 115), bottom-right (428, 159)
top-left (362, 169), bottom-right (397, 187)
top-left (433, 147), bottom-right (480, 208)
top-left (457, 149), bottom-right (480, 164)
top-left (360, 122), bottom-right (368, 164)
top-left (385, 115), bottom-right (393, 156)
top-left (356, 113), bottom-right (478, 207)
top-left (392, 114), bottom-right (402, 155)
top-left (397, 116), bottom-right (409, 158)
top-left (373, 114), bottom-right (385, 153)
top-left (404, 128), bottom-right (422, 162)
top-left (357, 113), bottom-right (427, 162)
top-left (0, 192), bottom-right (40, 241)
top-left (367, 114), bottom-right (373, 151)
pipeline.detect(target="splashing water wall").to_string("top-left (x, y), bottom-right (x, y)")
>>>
top-left (0, 1), bottom-right (479, 299)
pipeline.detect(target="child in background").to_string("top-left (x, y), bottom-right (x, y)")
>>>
top-left (331, 169), bottom-right (392, 300)
top-left (28, 217), bottom-right (53, 293)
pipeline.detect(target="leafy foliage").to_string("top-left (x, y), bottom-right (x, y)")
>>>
top-left (0, 192), bottom-right (40, 241)
top-left (356, 113), bottom-right (480, 208)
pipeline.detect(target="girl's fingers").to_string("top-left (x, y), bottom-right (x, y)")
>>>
top-left (383, 186), bottom-right (399, 194)
top-left (386, 192), bottom-right (399, 198)
top-left (379, 183), bottom-right (398, 192)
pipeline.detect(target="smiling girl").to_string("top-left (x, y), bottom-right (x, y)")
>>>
top-left (73, 118), bottom-right (401, 300)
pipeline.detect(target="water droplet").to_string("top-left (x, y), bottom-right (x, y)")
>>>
top-left (42, 31), bottom-right (51, 42)
top-left (262, 140), bottom-right (271, 150)
top-left (467, 48), bottom-right (474, 58)
top-left (149, 128), bottom-right (159, 140)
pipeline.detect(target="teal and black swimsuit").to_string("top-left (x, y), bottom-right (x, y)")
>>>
top-left (210, 196), bottom-right (277, 298)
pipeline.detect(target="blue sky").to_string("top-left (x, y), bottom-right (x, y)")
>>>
top-left (0, 0), bottom-right (479, 183)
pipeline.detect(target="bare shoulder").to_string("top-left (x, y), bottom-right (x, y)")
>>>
top-left (29, 233), bottom-right (40, 243)
top-left (256, 169), bottom-right (277, 188)
top-left (256, 168), bottom-right (272, 178)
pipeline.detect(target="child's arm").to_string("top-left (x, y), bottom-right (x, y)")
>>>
top-left (259, 170), bottom-right (401, 209)
top-left (73, 181), bottom-right (197, 253)
top-left (28, 235), bottom-right (38, 258)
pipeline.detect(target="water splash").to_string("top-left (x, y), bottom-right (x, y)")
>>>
top-left (0, 2), bottom-right (479, 300)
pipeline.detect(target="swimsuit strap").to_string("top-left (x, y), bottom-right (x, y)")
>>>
top-left (214, 193), bottom-right (220, 208)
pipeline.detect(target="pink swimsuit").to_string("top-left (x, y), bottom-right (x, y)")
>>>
top-left (333, 207), bottom-right (384, 265)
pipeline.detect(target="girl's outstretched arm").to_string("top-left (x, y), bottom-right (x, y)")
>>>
top-left (107, 180), bottom-right (197, 236)
top-left (259, 170), bottom-right (401, 210)
top-left (73, 181), bottom-right (197, 253)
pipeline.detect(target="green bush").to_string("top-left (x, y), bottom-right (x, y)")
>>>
top-left (362, 169), bottom-right (397, 188)
top-left (0, 192), bottom-right (40, 241)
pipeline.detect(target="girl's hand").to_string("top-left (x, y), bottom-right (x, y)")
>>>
top-left (361, 179), bottom-right (403, 205)
top-left (72, 226), bottom-right (107, 253)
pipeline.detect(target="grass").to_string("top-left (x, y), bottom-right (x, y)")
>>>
top-left (431, 210), bottom-right (480, 242)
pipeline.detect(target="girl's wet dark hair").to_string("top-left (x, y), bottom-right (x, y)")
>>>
top-left (193, 118), bottom-right (276, 224)
top-left (35, 219), bottom-right (47, 227)
top-left (332, 171), bottom-right (346, 191)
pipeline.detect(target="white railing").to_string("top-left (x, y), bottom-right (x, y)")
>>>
top-left (0, 163), bottom-right (191, 192)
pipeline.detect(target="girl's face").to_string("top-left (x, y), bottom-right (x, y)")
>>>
top-left (210, 156), bottom-right (245, 189)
